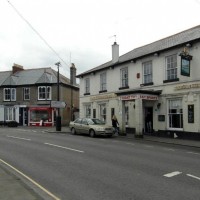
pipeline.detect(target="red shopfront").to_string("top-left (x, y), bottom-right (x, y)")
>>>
top-left (29, 107), bottom-right (54, 127)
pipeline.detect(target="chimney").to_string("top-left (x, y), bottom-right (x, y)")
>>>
top-left (112, 42), bottom-right (119, 63)
top-left (12, 63), bottom-right (24, 74)
top-left (70, 63), bottom-right (76, 85)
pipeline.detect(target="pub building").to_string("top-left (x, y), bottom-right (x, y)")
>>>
top-left (77, 25), bottom-right (200, 138)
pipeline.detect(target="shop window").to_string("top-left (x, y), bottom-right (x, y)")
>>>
top-left (168, 99), bottom-right (183, 129)
top-left (99, 104), bottom-right (106, 122)
top-left (4, 88), bottom-right (16, 101)
top-left (38, 86), bottom-right (51, 100)
top-left (5, 107), bottom-right (16, 121)
top-left (30, 108), bottom-right (52, 122)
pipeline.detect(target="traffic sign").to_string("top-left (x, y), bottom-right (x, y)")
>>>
top-left (51, 101), bottom-right (67, 108)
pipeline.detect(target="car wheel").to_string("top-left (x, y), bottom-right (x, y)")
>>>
top-left (89, 129), bottom-right (95, 137)
top-left (71, 128), bottom-right (76, 135)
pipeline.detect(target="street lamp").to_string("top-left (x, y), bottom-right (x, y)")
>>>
top-left (55, 61), bottom-right (61, 131)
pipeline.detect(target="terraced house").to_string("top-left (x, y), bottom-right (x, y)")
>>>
top-left (0, 63), bottom-right (79, 126)
top-left (77, 25), bottom-right (200, 138)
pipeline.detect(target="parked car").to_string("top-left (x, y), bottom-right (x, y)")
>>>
top-left (69, 118), bottom-right (114, 137)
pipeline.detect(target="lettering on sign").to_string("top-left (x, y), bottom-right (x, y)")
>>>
top-left (175, 83), bottom-right (200, 90)
top-left (120, 94), bottom-right (158, 101)
top-left (90, 93), bottom-right (117, 101)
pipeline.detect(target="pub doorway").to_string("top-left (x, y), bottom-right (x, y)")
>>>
top-left (144, 107), bottom-right (153, 134)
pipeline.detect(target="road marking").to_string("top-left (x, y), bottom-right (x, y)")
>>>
top-left (0, 158), bottom-right (60, 200)
top-left (144, 145), bottom-right (154, 148)
top-left (164, 171), bottom-right (182, 178)
top-left (125, 142), bottom-right (135, 146)
top-left (7, 135), bottom-right (31, 141)
top-left (163, 148), bottom-right (175, 151)
top-left (187, 174), bottom-right (200, 181)
top-left (187, 152), bottom-right (200, 156)
top-left (44, 143), bottom-right (84, 153)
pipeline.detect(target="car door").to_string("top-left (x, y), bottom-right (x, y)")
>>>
top-left (74, 118), bottom-right (82, 133)
top-left (81, 119), bottom-right (89, 134)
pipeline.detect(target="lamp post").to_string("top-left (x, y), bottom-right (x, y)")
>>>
top-left (55, 61), bottom-right (61, 131)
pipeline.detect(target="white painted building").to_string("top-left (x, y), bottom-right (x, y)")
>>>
top-left (77, 25), bottom-right (200, 138)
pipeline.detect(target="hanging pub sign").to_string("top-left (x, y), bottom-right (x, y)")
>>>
top-left (179, 47), bottom-right (192, 77)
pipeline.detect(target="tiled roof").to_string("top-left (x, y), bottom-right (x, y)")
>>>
top-left (77, 25), bottom-right (200, 77)
top-left (0, 67), bottom-right (70, 86)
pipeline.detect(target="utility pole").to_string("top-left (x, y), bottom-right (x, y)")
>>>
top-left (55, 61), bottom-right (61, 131)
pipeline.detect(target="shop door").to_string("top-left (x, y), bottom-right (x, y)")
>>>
top-left (144, 107), bottom-right (153, 134)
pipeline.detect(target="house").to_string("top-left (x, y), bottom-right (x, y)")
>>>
top-left (77, 25), bottom-right (200, 138)
top-left (0, 63), bottom-right (79, 126)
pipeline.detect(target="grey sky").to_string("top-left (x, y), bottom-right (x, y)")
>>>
top-left (1, 0), bottom-right (200, 78)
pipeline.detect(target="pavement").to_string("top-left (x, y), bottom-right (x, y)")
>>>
top-left (0, 126), bottom-right (200, 200)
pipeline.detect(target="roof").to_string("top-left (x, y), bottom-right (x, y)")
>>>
top-left (77, 25), bottom-right (200, 77)
top-left (0, 67), bottom-right (71, 86)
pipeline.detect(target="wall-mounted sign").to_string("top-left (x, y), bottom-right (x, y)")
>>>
top-left (158, 115), bottom-right (165, 122)
top-left (120, 94), bottom-right (158, 101)
top-left (51, 101), bottom-right (67, 108)
top-left (188, 104), bottom-right (194, 123)
top-left (179, 48), bottom-right (192, 77)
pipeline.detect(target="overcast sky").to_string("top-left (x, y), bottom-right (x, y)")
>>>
top-left (1, 0), bottom-right (200, 78)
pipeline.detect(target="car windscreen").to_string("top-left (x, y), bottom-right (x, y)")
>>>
top-left (90, 119), bottom-right (105, 125)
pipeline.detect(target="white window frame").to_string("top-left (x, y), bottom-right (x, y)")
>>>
top-left (166, 54), bottom-right (177, 80)
top-left (5, 107), bottom-right (16, 121)
top-left (121, 67), bottom-right (128, 87)
top-left (100, 72), bottom-right (106, 91)
top-left (85, 78), bottom-right (90, 94)
top-left (99, 103), bottom-right (107, 122)
top-left (23, 87), bottom-right (30, 100)
top-left (168, 99), bottom-right (183, 130)
top-left (143, 61), bottom-right (152, 84)
top-left (85, 104), bottom-right (91, 118)
top-left (4, 88), bottom-right (16, 101)
top-left (38, 86), bottom-right (51, 100)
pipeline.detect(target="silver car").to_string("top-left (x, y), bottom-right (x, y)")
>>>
top-left (69, 118), bottom-right (114, 137)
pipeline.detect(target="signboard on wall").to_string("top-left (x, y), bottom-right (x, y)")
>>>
top-left (181, 57), bottom-right (191, 77)
top-left (188, 104), bottom-right (194, 123)
top-left (51, 101), bottom-right (67, 108)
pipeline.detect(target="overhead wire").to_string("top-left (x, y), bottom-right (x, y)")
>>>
top-left (7, 0), bottom-right (70, 71)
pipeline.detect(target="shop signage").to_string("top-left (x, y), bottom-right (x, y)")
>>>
top-left (90, 93), bottom-right (117, 101)
top-left (120, 94), bottom-right (158, 101)
top-left (51, 101), bottom-right (67, 108)
top-left (175, 83), bottom-right (200, 90)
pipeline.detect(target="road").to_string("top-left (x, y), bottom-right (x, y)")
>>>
top-left (0, 127), bottom-right (200, 200)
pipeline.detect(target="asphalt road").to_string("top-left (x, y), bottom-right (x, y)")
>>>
top-left (0, 127), bottom-right (200, 200)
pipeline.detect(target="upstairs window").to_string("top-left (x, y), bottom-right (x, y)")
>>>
top-left (23, 88), bottom-right (30, 100)
top-left (121, 67), bottom-right (128, 87)
top-left (85, 78), bottom-right (90, 94)
top-left (166, 55), bottom-right (177, 80)
top-left (38, 86), bottom-right (51, 100)
top-left (100, 72), bottom-right (106, 91)
top-left (143, 61), bottom-right (152, 84)
top-left (4, 88), bottom-right (16, 101)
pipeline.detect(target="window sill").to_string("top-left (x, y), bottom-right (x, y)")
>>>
top-left (99, 90), bottom-right (107, 93)
top-left (163, 78), bottom-right (179, 83)
top-left (140, 82), bottom-right (154, 87)
top-left (119, 86), bottom-right (129, 90)
top-left (84, 93), bottom-right (90, 96)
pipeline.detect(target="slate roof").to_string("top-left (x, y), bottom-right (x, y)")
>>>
top-left (77, 25), bottom-right (200, 77)
top-left (0, 67), bottom-right (70, 86)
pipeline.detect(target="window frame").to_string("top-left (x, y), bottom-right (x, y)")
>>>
top-left (100, 72), bottom-right (107, 92)
top-left (38, 86), bottom-right (51, 100)
top-left (120, 67), bottom-right (129, 88)
top-left (23, 87), bottom-right (30, 100)
top-left (165, 54), bottom-right (177, 80)
top-left (85, 78), bottom-right (90, 94)
top-left (143, 61), bottom-right (153, 84)
top-left (4, 88), bottom-right (16, 101)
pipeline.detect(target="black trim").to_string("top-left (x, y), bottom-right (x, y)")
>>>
top-left (163, 78), bottom-right (179, 83)
top-left (115, 89), bottom-right (162, 96)
top-left (84, 93), bottom-right (90, 96)
top-left (140, 82), bottom-right (154, 87)
top-left (119, 86), bottom-right (129, 90)
top-left (99, 90), bottom-right (107, 93)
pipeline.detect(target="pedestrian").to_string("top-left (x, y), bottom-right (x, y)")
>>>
top-left (112, 115), bottom-right (119, 136)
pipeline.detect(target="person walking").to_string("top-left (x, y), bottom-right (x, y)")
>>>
top-left (112, 115), bottom-right (119, 136)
